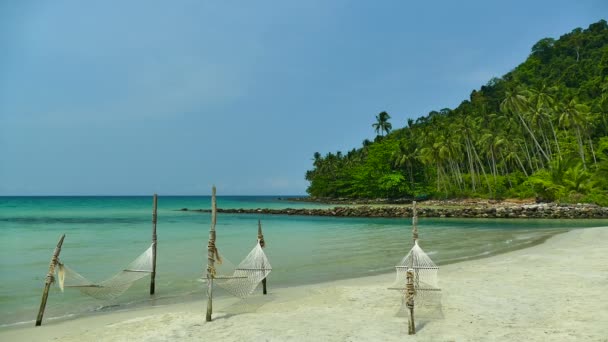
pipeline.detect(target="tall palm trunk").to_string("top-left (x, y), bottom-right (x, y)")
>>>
top-left (516, 113), bottom-right (551, 163)
top-left (471, 142), bottom-right (493, 195)
top-left (575, 125), bottom-right (587, 170)
top-left (465, 138), bottom-right (476, 192)
top-left (548, 120), bottom-right (562, 161)
top-left (520, 140), bottom-right (535, 172)
top-left (588, 137), bottom-right (598, 165)
top-left (499, 151), bottom-right (514, 188)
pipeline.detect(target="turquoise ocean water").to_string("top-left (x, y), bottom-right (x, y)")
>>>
top-left (0, 196), bottom-right (605, 327)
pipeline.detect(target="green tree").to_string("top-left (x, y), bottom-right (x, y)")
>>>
top-left (372, 111), bottom-right (392, 137)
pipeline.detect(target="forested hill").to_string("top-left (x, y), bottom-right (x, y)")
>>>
top-left (305, 20), bottom-right (608, 205)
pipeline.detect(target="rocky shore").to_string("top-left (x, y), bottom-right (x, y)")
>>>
top-left (178, 202), bottom-right (608, 219)
top-left (278, 197), bottom-right (418, 205)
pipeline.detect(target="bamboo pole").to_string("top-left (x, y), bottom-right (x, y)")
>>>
top-left (35, 234), bottom-right (66, 326)
top-left (257, 219), bottom-right (267, 295)
top-left (150, 194), bottom-right (158, 295)
top-left (206, 186), bottom-right (217, 322)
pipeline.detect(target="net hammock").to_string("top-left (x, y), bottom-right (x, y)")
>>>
top-left (390, 240), bottom-right (442, 311)
top-left (211, 241), bottom-right (271, 298)
top-left (55, 244), bottom-right (154, 300)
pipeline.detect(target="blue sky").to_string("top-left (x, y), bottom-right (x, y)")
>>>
top-left (1, 1), bottom-right (606, 195)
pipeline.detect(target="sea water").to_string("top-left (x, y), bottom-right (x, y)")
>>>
top-left (0, 196), bottom-right (605, 327)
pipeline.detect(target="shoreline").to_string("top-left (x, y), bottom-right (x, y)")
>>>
top-left (2, 226), bottom-right (607, 341)
top-left (1, 227), bottom-right (556, 330)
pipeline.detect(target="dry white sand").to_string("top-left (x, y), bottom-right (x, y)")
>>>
top-left (2, 227), bottom-right (607, 341)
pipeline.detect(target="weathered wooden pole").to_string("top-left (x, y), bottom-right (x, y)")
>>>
top-left (258, 219), bottom-right (267, 295)
top-left (408, 200), bottom-right (418, 334)
top-left (206, 186), bottom-right (217, 322)
top-left (35, 234), bottom-right (66, 326)
top-left (412, 201), bottom-right (420, 289)
top-left (150, 193), bottom-right (158, 295)
top-left (412, 201), bottom-right (418, 243)
top-left (406, 269), bottom-right (416, 335)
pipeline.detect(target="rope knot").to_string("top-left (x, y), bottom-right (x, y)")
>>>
top-left (208, 241), bottom-right (222, 265)
top-left (207, 265), bottom-right (217, 277)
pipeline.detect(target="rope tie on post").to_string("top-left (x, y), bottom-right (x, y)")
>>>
top-left (207, 240), bottom-right (222, 265)
top-left (207, 237), bottom-right (222, 278)
top-left (406, 269), bottom-right (416, 335)
top-left (207, 265), bottom-right (217, 277)
top-left (46, 254), bottom-right (60, 284)
top-left (406, 269), bottom-right (415, 306)
top-left (257, 219), bottom-right (265, 248)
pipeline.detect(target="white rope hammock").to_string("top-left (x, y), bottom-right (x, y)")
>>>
top-left (56, 244), bottom-right (154, 300)
top-left (390, 240), bottom-right (442, 309)
top-left (210, 241), bottom-right (271, 298)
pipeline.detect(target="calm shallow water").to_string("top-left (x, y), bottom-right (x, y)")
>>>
top-left (0, 196), bottom-right (605, 327)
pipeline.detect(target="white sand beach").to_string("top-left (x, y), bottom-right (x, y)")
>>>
top-left (2, 227), bottom-right (607, 342)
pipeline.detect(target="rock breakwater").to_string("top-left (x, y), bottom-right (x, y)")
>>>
top-left (178, 203), bottom-right (608, 219)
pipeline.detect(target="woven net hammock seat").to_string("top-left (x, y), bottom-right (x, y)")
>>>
top-left (390, 240), bottom-right (441, 309)
top-left (210, 240), bottom-right (271, 298)
top-left (55, 244), bottom-right (154, 300)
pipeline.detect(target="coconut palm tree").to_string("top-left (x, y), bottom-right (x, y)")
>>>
top-left (372, 111), bottom-right (392, 137)
top-left (527, 85), bottom-right (560, 160)
top-left (559, 99), bottom-right (588, 169)
top-left (501, 88), bottom-right (551, 164)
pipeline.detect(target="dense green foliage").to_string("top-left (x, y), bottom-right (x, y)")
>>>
top-left (306, 20), bottom-right (608, 205)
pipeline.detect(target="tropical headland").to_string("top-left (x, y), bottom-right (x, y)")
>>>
top-left (177, 21), bottom-right (608, 220)
top-left (305, 20), bottom-right (608, 207)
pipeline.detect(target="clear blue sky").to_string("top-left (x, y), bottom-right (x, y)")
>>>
top-left (1, 1), bottom-right (606, 195)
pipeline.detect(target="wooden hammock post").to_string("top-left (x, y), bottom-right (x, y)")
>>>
top-left (408, 200), bottom-right (418, 334)
top-left (406, 269), bottom-right (416, 335)
top-left (206, 186), bottom-right (217, 322)
top-left (258, 219), bottom-right (267, 295)
top-left (35, 234), bottom-right (66, 326)
top-left (412, 200), bottom-right (418, 243)
top-left (150, 193), bottom-right (158, 295)
top-left (412, 201), bottom-right (420, 288)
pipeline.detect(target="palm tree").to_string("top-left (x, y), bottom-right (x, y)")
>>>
top-left (313, 152), bottom-right (321, 162)
top-left (391, 138), bottom-right (419, 189)
top-left (559, 99), bottom-right (588, 169)
top-left (527, 85), bottom-right (561, 161)
top-left (501, 88), bottom-right (551, 164)
top-left (372, 111), bottom-right (392, 137)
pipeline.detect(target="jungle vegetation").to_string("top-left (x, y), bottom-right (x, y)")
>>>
top-left (305, 20), bottom-right (608, 205)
